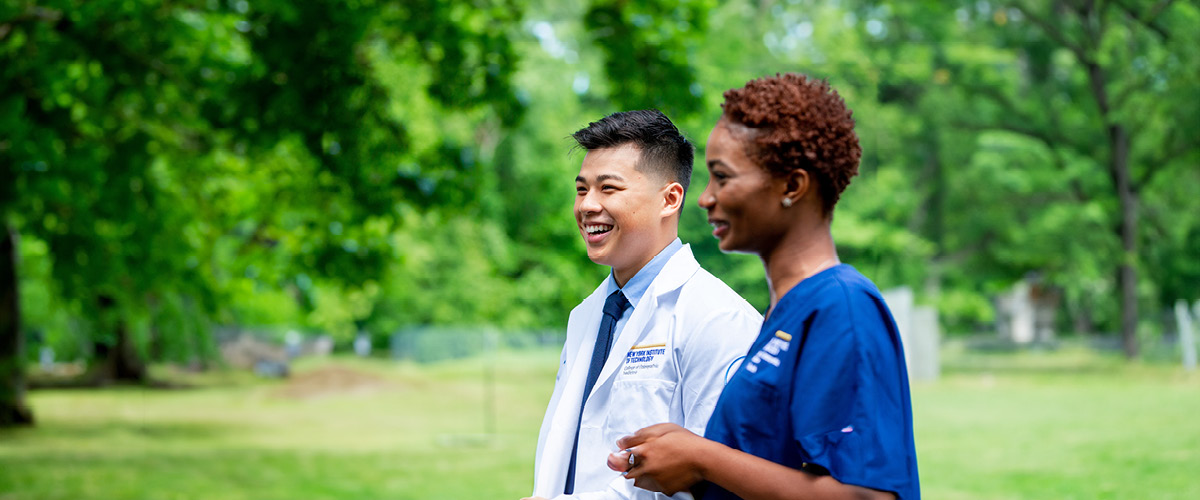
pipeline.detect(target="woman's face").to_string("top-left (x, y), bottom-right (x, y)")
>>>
top-left (698, 120), bottom-right (787, 255)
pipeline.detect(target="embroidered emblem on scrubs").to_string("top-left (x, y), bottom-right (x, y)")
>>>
top-left (622, 343), bottom-right (666, 376)
top-left (746, 330), bottom-right (791, 373)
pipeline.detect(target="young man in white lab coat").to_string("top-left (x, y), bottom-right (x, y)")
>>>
top-left (526, 110), bottom-right (761, 500)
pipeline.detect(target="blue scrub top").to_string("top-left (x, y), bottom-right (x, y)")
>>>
top-left (701, 265), bottom-right (920, 499)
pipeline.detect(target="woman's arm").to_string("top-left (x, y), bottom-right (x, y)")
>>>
top-left (610, 424), bottom-right (895, 500)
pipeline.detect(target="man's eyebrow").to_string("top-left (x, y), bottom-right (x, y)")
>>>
top-left (706, 159), bottom-right (727, 169)
top-left (576, 174), bottom-right (627, 183)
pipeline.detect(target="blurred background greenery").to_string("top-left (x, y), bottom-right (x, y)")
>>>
top-left (1, 0), bottom-right (1199, 497)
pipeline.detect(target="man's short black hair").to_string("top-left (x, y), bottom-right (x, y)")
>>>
top-left (571, 109), bottom-right (694, 195)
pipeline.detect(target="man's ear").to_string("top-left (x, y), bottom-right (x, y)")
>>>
top-left (661, 181), bottom-right (685, 218)
top-left (782, 168), bottom-right (812, 207)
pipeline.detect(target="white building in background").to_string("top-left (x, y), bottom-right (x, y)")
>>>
top-left (995, 276), bottom-right (1059, 345)
top-left (882, 286), bottom-right (940, 381)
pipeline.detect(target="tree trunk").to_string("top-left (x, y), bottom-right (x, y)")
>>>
top-left (92, 295), bottom-right (147, 384)
top-left (0, 224), bottom-right (34, 427)
top-left (1085, 50), bottom-right (1140, 359)
top-left (1070, 295), bottom-right (1096, 336)
top-left (147, 295), bottom-right (164, 363)
top-left (925, 132), bottom-right (945, 252)
top-left (1111, 124), bottom-right (1139, 359)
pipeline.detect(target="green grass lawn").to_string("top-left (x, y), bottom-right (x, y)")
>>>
top-left (1, 344), bottom-right (1198, 499)
top-left (916, 344), bottom-right (1200, 499)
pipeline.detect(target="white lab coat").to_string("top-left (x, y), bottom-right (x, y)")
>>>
top-left (533, 245), bottom-right (762, 500)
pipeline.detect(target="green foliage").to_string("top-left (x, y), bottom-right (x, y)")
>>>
top-left (3, 0), bottom-right (536, 365)
top-left (4, 0), bottom-right (1199, 370)
top-left (582, 0), bottom-right (711, 117)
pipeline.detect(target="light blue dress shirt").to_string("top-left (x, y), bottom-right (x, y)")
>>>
top-left (604, 238), bottom-right (683, 338)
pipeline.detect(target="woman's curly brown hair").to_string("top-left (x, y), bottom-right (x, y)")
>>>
top-left (721, 73), bottom-right (861, 214)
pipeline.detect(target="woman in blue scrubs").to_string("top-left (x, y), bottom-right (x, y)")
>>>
top-left (607, 73), bottom-right (920, 499)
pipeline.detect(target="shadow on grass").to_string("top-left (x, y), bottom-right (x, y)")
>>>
top-left (941, 361), bottom-right (1121, 376)
top-left (27, 374), bottom-right (200, 390)
top-left (0, 419), bottom-right (234, 444)
top-left (939, 338), bottom-right (1128, 376)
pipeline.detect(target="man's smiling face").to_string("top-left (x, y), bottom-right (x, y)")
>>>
top-left (574, 144), bottom-right (670, 280)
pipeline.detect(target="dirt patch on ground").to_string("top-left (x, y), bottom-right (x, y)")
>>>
top-left (271, 366), bottom-right (391, 399)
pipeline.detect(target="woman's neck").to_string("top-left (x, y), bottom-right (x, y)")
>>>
top-left (761, 225), bottom-right (839, 318)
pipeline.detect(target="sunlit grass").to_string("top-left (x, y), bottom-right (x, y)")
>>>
top-left (914, 342), bottom-right (1200, 499)
top-left (1, 350), bottom-right (558, 500)
top-left (1, 344), bottom-right (1198, 499)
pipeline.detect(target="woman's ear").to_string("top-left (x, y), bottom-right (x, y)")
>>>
top-left (782, 168), bottom-right (811, 207)
top-left (661, 181), bottom-right (685, 217)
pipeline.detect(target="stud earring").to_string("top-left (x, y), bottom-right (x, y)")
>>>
top-left (781, 197), bottom-right (793, 208)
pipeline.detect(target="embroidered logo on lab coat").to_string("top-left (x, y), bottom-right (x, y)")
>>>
top-left (745, 330), bottom-right (791, 373)
top-left (622, 343), bottom-right (666, 376)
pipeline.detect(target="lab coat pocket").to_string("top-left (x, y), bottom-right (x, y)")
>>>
top-left (605, 379), bottom-right (678, 441)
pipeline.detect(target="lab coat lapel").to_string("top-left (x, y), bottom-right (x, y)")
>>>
top-left (587, 245), bottom-right (700, 401)
top-left (534, 277), bottom-right (611, 496)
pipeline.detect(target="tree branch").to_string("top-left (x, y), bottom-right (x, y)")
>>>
top-left (1111, 72), bottom-right (1154, 110)
top-left (0, 6), bottom-right (63, 40)
top-left (930, 230), bottom-right (997, 269)
top-left (952, 120), bottom-right (1057, 151)
top-left (951, 120), bottom-right (1092, 201)
top-left (1011, 1), bottom-right (1094, 65)
top-left (958, 79), bottom-right (1097, 159)
top-left (1090, 0), bottom-right (1110, 51)
top-left (16, 6), bottom-right (199, 96)
top-left (1135, 136), bottom-right (1197, 190)
top-left (1111, 0), bottom-right (1175, 39)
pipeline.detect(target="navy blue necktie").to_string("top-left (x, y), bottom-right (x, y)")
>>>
top-left (564, 289), bottom-right (630, 494)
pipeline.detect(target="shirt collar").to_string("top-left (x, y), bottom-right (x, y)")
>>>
top-left (606, 238), bottom-right (683, 308)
